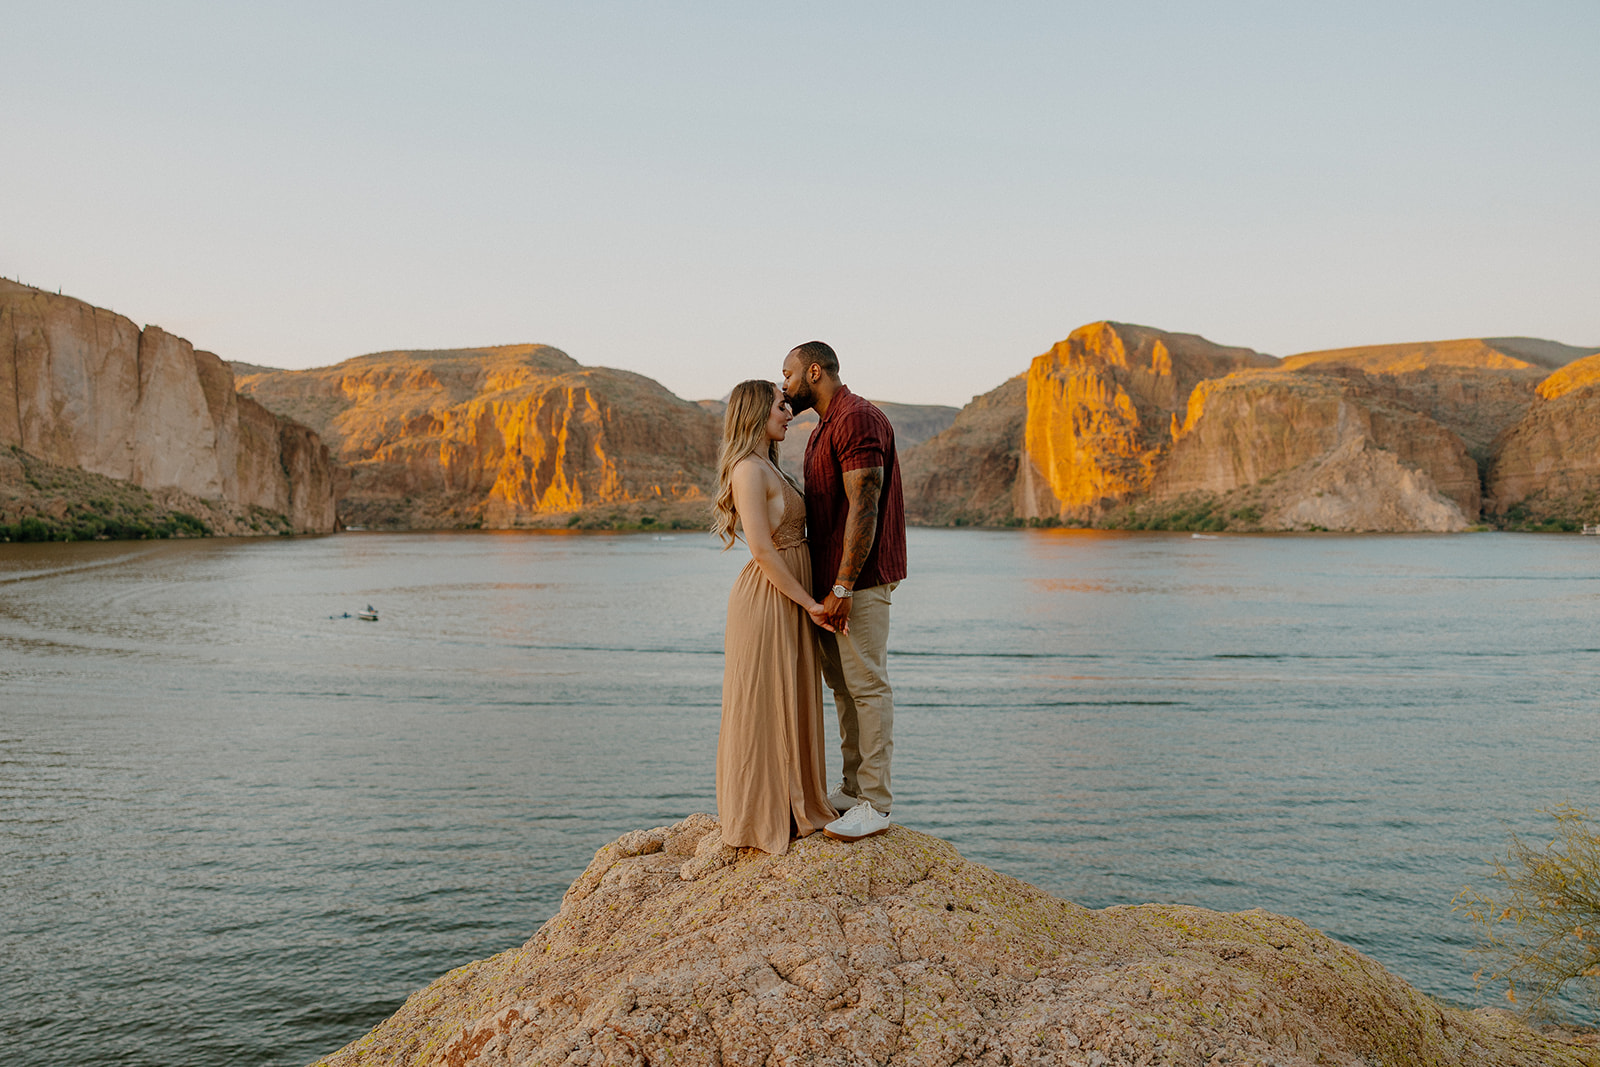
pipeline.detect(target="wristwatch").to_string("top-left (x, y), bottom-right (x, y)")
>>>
top-left (831, 584), bottom-right (853, 599)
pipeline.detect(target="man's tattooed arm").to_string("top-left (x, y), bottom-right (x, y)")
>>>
top-left (836, 466), bottom-right (885, 588)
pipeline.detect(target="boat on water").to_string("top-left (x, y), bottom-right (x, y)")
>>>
top-left (358, 605), bottom-right (379, 621)
top-left (1583, 525), bottom-right (1600, 536)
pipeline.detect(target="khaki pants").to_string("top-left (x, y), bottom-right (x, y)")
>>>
top-left (819, 581), bottom-right (897, 814)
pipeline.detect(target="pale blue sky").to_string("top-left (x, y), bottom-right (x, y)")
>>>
top-left (3, 2), bottom-right (1596, 405)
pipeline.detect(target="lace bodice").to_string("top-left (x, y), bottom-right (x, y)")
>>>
top-left (771, 475), bottom-right (807, 550)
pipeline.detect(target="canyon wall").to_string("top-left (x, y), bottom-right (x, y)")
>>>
top-left (1485, 351), bottom-right (1600, 524)
top-left (1151, 371), bottom-right (1480, 531)
top-left (901, 376), bottom-right (1027, 526)
top-left (1020, 322), bottom-right (1278, 519)
top-left (904, 327), bottom-right (1598, 532)
top-left (0, 280), bottom-right (335, 533)
top-left (235, 347), bottom-right (721, 529)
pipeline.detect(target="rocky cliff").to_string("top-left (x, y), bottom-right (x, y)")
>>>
top-left (1278, 337), bottom-right (1596, 467)
top-left (1144, 370), bottom-right (1482, 532)
top-left (901, 376), bottom-right (1027, 526)
top-left (1484, 351), bottom-right (1600, 526)
top-left (1020, 322), bottom-right (1278, 520)
top-left (235, 348), bottom-right (720, 529)
top-left (0, 280), bottom-right (335, 534)
top-left (313, 817), bottom-right (1596, 1067)
top-left (901, 326), bottom-right (1599, 533)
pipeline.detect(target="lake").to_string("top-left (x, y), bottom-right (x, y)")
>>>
top-left (1, 528), bottom-right (1595, 1065)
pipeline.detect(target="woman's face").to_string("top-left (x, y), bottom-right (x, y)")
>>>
top-left (765, 387), bottom-right (793, 442)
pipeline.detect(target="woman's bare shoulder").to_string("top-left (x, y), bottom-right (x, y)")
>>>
top-left (730, 454), bottom-right (777, 485)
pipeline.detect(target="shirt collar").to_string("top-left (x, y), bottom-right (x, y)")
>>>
top-left (817, 384), bottom-right (853, 426)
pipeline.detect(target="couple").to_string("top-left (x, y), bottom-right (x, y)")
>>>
top-left (712, 341), bottom-right (907, 854)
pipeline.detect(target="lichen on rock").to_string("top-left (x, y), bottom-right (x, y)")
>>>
top-left (312, 817), bottom-right (1598, 1066)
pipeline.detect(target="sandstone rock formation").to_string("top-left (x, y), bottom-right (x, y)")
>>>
top-left (0, 280), bottom-right (335, 533)
top-left (1148, 371), bottom-right (1481, 531)
top-left (901, 376), bottom-right (1027, 526)
top-left (314, 817), bottom-right (1597, 1067)
top-left (1020, 323), bottom-right (1278, 520)
top-left (902, 327), bottom-right (1600, 532)
top-left (236, 348), bottom-right (719, 529)
top-left (1484, 351), bottom-right (1600, 526)
top-left (1278, 337), bottom-right (1595, 467)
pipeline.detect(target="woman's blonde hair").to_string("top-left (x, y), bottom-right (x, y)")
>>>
top-left (711, 379), bottom-right (787, 549)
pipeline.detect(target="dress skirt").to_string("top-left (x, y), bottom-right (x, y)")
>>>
top-left (716, 542), bottom-right (836, 853)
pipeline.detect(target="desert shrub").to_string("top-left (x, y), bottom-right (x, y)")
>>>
top-left (1455, 804), bottom-right (1600, 1021)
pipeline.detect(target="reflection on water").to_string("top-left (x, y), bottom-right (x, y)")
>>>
top-left (2, 529), bottom-right (1597, 1065)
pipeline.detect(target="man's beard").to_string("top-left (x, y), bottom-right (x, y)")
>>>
top-left (783, 382), bottom-right (816, 415)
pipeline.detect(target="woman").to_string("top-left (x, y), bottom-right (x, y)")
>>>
top-left (711, 379), bottom-right (838, 854)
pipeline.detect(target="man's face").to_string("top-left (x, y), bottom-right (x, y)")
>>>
top-left (781, 353), bottom-right (816, 414)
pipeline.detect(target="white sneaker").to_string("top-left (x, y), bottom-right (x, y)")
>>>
top-left (827, 781), bottom-right (861, 814)
top-left (824, 800), bottom-right (891, 842)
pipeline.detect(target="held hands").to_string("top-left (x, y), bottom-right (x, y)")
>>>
top-left (807, 600), bottom-right (846, 634)
top-left (821, 590), bottom-right (853, 633)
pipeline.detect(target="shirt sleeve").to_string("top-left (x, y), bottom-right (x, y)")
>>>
top-left (835, 409), bottom-right (890, 472)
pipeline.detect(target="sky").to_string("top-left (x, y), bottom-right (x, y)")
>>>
top-left (3, 2), bottom-right (1597, 406)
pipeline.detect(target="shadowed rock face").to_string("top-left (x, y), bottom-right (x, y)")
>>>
top-left (1486, 352), bottom-right (1600, 523)
top-left (235, 348), bottom-right (720, 529)
top-left (901, 376), bottom-right (1027, 526)
top-left (1278, 337), bottom-right (1598, 467)
top-left (1021, 322), bottom-right (1277, 519)
top-left (0, 280), bottom-right (334, 533)
top-left (1153, 371), bottom-right (1481, 531)
top-left (311, 817), bottom-right (1596, 1067)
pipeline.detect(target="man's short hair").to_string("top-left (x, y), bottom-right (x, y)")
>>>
top-left (789, 341), bottom-right (839, 378)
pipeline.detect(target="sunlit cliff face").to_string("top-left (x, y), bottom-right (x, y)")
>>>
top-left (1021, 322), bottom-right (1275, 518)
top-left (236, 346), bottom-right (720, 528)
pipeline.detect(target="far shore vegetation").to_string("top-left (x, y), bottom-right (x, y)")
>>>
top-left (0, 445), bottom-right (294, 543)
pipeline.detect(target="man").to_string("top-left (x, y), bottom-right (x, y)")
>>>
top-left (780, 341), bottom-right (907, 843)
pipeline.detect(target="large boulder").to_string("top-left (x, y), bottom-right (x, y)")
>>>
top-left (313, 818), bottom-right (1596, 1067)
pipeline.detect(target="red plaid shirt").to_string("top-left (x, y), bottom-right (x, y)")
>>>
top-left (803, 386), bottom-right (907, 598)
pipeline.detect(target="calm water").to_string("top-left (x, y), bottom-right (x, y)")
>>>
top-left (2, 529), bottom-right (1596, 1065)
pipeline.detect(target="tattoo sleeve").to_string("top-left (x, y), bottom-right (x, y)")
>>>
top-left (837, 466), bottom-right (884, 586)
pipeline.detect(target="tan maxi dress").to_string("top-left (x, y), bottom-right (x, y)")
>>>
top-left (716, 475), bottom-right (837, 853)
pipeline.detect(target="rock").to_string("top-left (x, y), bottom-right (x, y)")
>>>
top-left (1278, 337), bottom-right (1597, 467)
top-left (1484, 352), bottom-right (1600, 525)
top-left (0, 280), bottom-right (335, 533)
top-left (901, 376), bottom-right (1027, 526)
top-left (1020, 322), bottom-right (1278, 520)
top-left (1, 444), bottom-right (296, 539)
top-left (235, 347), bottom-right (720, 529)
top-left (312, 817), bottom-right (1598, 1067)
top-left (1151, 371), bottom-right (1480, 530)
top-left (1278, 337), bottom-right (1589, 376)
top-left (1533, 350), bottom-right (1600, 402)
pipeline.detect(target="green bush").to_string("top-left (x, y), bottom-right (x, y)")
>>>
top-left (1455, 804), bottom-right (1600, 1021)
